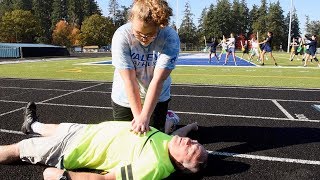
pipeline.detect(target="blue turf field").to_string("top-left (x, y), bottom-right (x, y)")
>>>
top-left (91, 53), bottom-right (256, 67)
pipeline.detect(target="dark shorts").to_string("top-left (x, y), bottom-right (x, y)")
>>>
top-left (210, 48), bottom-right (216, 53)
top-left (111, 99), bottom-right (170, 132)
top-left (263, 45), bottom-right (272, 52)
top-left (306, 49), bottom-right (316, 56)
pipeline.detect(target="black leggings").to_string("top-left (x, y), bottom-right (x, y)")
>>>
top-left (111, 99), bottom-right (170, 132)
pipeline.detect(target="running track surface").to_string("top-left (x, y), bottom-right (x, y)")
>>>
top-left (0, 78), bottom-right (319, 180)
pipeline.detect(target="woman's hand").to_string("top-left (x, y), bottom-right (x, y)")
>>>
top-left (131, 116), bottom-right (150, 135)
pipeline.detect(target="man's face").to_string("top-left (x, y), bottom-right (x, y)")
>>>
top-left (168, 135), bottom-right (206, 172)
top-left (131, 16), bottom-right (159, 47)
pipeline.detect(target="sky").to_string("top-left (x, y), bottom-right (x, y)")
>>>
top-left (97, 0), bottom-right (320, 33)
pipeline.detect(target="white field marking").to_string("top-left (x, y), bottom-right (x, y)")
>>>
top-left (1, 100), bottom-right (319, 123)
top-left (0, 86), bottom-right (111, 94)
top-left (171, 84), bottom-right (320, 91)
top-left (37, 102), bottom-right (112, 109)
top-left (0, 85), bottom-right (318, 103)
top-left (0, 83), bottom-right (105, 117)
top-left (172, 94), bottom-right (320, 103)
top-left (208, 151), bottom-right (320, 165)
top-left (272, 100), bottom-right (295, 120)
top-left (40, 83), bottom-right (105, 103)
top-left (0, 77), bottom-right (112, 84)
top-left (0, 100), bottom-right (112, 110)
top-left (0, 107), bottom-right (24, 117)
top-left (174, 111), bottom-right (320, 123)
top-left (0, 129), bottom-right (24, 135)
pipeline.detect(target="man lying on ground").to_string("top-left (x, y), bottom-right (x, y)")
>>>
top-left (0, 102), bottom-right (208, 180)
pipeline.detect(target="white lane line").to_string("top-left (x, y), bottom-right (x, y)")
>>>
top-left (272, 100), bottom-right (295, 120)
top-left (0, 83), bottom-right (105, 117)
top-left (1, 86), bottom-right (319, 103)
top-left (0, 107), bottom-right (24, 117)
top-left (173, 94), bottom-right (320, 103)
top-left (208, 151), bottom-right (320, 165)
top-left (174, 111), bottom-right (320, 123)
top-left (1, 100), bottom-right (319, 122)
top-left (0, 129), bottom-right (24, 135)
top-left (40, 83), bottom-right (105, 103)
top-left (172, 84), bottom-right (320, 91)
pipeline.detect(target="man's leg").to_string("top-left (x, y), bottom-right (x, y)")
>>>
top-left (0, 144), bottom-right (20, 164)
top-left (22, 102), bottom-right (59, 137)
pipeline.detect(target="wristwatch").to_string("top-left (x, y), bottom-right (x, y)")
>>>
top-left (59, 170), bottom-right (69, 180)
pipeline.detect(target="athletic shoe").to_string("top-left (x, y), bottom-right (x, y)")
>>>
top-left (21, 102), bottom-right (38, 134)
top-left (261, 63), bottom-right (264, 66)
top-left (165, 110), bottom-right (180, 134)
top-left (275, 63), bottom-right (278, 66)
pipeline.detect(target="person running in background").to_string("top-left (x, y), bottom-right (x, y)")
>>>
top-left (289, 37), bottom-right (299, 61)
top-left (208, 37), bottom-right (219, 63)
top-left (218, 35), bottom-right (228, 60)
top-left (248, 36), bottom-right (260, 62)
top-left (295, 37), bottom-right (304, 61)
top-left (223, 33), bottom-right (237, 66)
top-left (241, 38), bottom-right (250, 59)
top-left (111, 0), bottom-right (180, 134)
top-left (259, 31), bottom-right (277, 66)
top-left (303, 34), bottom-right (319, 67)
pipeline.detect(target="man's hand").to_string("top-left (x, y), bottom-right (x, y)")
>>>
top-left (131, 116), bottom-right (150, 135)
top-left (43, 167), bottom-right (64, 180)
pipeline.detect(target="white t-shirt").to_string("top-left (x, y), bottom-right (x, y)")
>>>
top-left (111, 23), bottom-right (180, 107)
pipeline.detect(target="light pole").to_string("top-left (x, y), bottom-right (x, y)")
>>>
top-left (287, 0), bottom-right (293, 53)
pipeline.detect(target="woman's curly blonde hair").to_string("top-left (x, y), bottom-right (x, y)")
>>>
top-left (130, 0), bottom-right (173, 28)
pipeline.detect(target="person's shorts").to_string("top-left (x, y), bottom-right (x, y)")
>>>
top-left (227, 47), bottom-right (235, 53)
top-left (263, 45), bottom-right (272, 52)
top-left (251, 48), bottom-right (259, 56)
top-left (18, 123), bottom-right (85, 168)
top-left (306, 49), bottom-right (316, 56)
top-left (242, 48), bottom-right (249, 54)
top-left (210, 48), bottom-right (216, 53)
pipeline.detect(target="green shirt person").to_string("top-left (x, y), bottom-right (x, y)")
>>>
top-left (0, 102), bottom-right (208, 180)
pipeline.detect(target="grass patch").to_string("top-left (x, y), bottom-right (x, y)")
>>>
top-left (0, 52), bottom-right (319, 89)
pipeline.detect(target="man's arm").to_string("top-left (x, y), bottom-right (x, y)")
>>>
top-left (43, 167), bottom-right (116, 180)
top-left (171, 122), bottom-right (198, 137)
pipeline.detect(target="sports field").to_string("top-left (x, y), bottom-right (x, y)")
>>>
top-left (0, 52), bottom-right (319, 89)
top-left (0, 52), bottom-right (319, 179)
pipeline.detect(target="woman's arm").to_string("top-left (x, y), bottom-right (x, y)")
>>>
top-left (118, 69), bottom-right (143, 119)
top-left (131, 68), bottom-right (172, 134)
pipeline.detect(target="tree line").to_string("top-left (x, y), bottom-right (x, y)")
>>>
top-left (178, 0), bottom-right (320, 51)
top-left (0, 0), bottom-right (319, 50)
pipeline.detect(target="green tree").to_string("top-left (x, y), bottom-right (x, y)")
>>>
top-left (252, 0), bottom-right (268, 39)
top-left (0, 10), bottom-right (39, 42)
top-left (13, 0), bottom-right (33, 11)
top-left (230, 0), bottom-right (250, 38)
top-left (32, 0), bottom-right (53, 43)
top-left (178, 1), bottom-right (198, 49)
top-left (0, 0), bottom-right (14, 17)
top-left (51, 0), bottom-right (68, 30)
top-left (267, 1), bottom-right (286, 49)
top-left (108, 0), bottom-right (119, 24)
top-left (248, 5), bottom-right (259, 36)
top-left (79, 14), bottom-right (115, 46)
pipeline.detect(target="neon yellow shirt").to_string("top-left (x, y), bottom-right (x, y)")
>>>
top-left (63, 121), bottom-right (175, 180)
